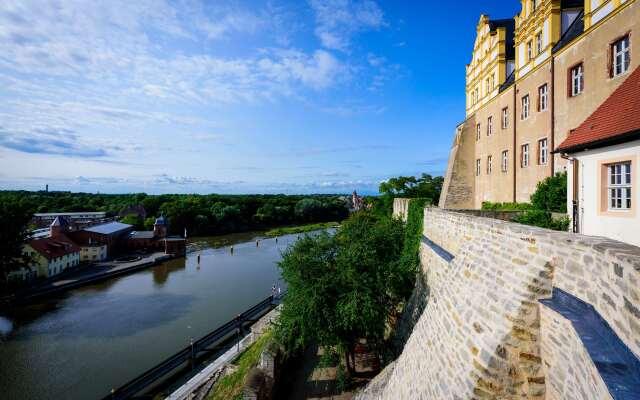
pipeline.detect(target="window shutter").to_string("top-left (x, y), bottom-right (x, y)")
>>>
top-left (537, 91), bottom-right (541, 112)
top-left (580, 65), bottom-right (584, 91)
top-left (608, 44), bottom-right (613, 78)
top-left (567, 67), bottom-right (572, 97)
top-left (537, 141), bottom-right (540, 165)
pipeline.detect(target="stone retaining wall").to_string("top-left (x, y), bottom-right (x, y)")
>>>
top-left (358, 206), bottom-right (640, 399)
top-left (392, 198), bottom-right (410, 222)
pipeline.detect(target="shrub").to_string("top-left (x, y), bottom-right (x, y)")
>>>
top-left (481, 202), bottom-right (532, 211)
top-left (514, 210), bottom-right (570, 231)
top-left (531, 172), bottom-right (567, 213)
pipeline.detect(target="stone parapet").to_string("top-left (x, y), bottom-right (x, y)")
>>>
top-left (358, 207), bottom-right (640, 399)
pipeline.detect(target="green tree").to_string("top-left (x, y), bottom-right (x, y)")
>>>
top-left (0, 200), bottom-right (33, 285)
top-left (294, 198), bottom-right (324, 222)
top-left (276, 212), bottom-right (406, 376)
top-left (531, 172), bottom-right (567, 213)
top-left (121, 214), bottom-right (144, 229)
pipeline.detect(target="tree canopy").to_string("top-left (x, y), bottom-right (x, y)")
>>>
top-left (276, 212), bottom-right (409, 375)
top-left (0, 198), bottom-right (33, 285)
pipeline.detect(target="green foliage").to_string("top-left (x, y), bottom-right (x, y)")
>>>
top-left (514, 210), bottom-right (570, 231)
top-left (378, 173), bottom-right (443, 201)
top-left (120, 214), bottom-right (144, 229)
top-left (0, 191), bottom-right (350, 237)
top-left (481, 202), bottom-right (532, 211)
top-left (275, 212), bottom-right (408, 374)
top-left (207, 330), bottom-right (273, 400)
top-left (531, 172), bottom-right (567, 213)
top-left (0, 198), bottom-right (33, 284)
top-left (396, 198), bottom-right (428, 298)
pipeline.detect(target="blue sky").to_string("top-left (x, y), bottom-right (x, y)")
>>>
top-left (0, 0), bottom-right (520, 195)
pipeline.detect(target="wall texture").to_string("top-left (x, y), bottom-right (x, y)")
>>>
top-left (358, 205), bottom-right (640, 399)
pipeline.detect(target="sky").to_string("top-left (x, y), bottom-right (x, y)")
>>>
top-left (0, 0), bottom-right (521, 195)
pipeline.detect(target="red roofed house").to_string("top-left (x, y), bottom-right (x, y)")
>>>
top-left (555, 65), bottom-right (640, 246)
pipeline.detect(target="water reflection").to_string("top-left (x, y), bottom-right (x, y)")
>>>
top-left (153, 257), bottom-right (187, 286)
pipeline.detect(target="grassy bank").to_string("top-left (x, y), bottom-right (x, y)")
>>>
top-left (208, 330), bottom-right (273, 400)
top-left (264, 222), bottom-right (339, 237)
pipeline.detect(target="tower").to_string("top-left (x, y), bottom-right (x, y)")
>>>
top-left (50, 216), bottom-right (68, 238)
top-left (153, 214), bottom-right (168, 238)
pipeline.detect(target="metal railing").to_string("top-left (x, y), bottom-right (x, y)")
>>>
top-left (102, 295), bottom-right (276, 400)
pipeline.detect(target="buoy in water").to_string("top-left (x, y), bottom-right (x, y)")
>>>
top-left (230, 246), bottom-right (234, 254)
top-left (256, 240), bottom-right (259, 247)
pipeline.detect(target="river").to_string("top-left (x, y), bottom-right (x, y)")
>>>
top-left (0, 230), bottom-right (317, 400)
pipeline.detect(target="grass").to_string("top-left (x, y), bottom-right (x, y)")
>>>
top-left (207, 330), bottom-right (273, 400)
top-left (264, 222), bottom-right (339, 237)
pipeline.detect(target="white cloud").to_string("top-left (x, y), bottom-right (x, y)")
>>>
top-left (310, 0), bottom-right (386, 52)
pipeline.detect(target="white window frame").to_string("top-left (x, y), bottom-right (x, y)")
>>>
top-left (608, 162), bottom-right (632, 210)
top-left (476, 123), bottom-right (481, 141)
top-left (521, 95), bottom-right (530, 120)
top-left (536, 32), bottom-right (543, 55)
top-left (476, 159), bottom-right (481, 176)
top-left (502, 108), bottom-right (508, 129)
top-left (487, 155), bottom-right (493, 174)
top-left (613, 36), bottom-right (630, 77)
top-left (487, 116), bottom-right (493, 136)
top-left (571, 64), bottom-right (583, 96)
top-left (502, 150), bottom-right (509, 172)
top-left (527, 40), bottom-right (533, 62)
top-left (538, 138), bottom-right (548, 165)
top-left (539, 84), bottom-right (548, 111)
top-left (522, 144), bottom-right (530, 167)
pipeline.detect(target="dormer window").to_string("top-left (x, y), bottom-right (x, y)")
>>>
top-left (527, 40), bottom-right (533, 62)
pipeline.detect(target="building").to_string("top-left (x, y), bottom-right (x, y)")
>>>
top-left (440, 0), bottom-right (639, 210)
top-left (127, 215), bottom-right (186, 255)
top-left (31, 211), bottom-right (108, 228)
top-left (24, 234), bottom-right (81, 279)
top-left (555, 65), bottom-right (640, 246)
top-left (75, 221), bottom-right (134, 257)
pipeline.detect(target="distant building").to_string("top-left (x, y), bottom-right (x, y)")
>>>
top-left (76, 221), bottom-right (134, 257)
top-left (22, 220), bottom-right (82, 280)
top-left (127, 215), bottom-right (186, 255)
top-left (32, 211), bottom-right (108, 229)
top-left (119, 204), bottom-right (147, 220)
top-left (556, 65), bottom-right (640, 246)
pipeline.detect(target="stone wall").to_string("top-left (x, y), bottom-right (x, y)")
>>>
top-left (439, 123), bottom-right (476, 209)
top-left (358, 206), bottom-right (640, 399)
top-left (392, 198), bottom-right (410, 222)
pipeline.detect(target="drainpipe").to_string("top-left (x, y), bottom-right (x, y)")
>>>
top-left (550, 57), bottom-right (556, 177)
top-left (513, 81), bottom-right (518, 203)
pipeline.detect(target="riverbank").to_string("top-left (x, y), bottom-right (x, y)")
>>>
top-left (265, 222), bottom-right (339, 237)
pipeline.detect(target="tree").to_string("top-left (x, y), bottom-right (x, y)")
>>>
top-left (0, 200), bottom-right (33, 285)
top-left (276, 212), bottom-right (407, 376)
top-left (531, 172), bottom-right (567, 213)
top-left (121, 214), bottom-right (144, 230)
top-left (294, 198), bottom-right (324, 222)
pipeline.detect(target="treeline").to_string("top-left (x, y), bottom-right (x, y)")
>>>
top-left (368, 173), bottom-right (444, 217)
top-left (0, 191), bottom-right (350, 237)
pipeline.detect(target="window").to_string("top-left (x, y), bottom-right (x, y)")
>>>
top-left (502, 150), bottom-right (509, 172)
top-left (521, 144), bottom-right (530, 167)
top-left (486, 78), bottom-right (490, 94)
top-left (570, 63), bottom-right (584, 96)
top-left (612, 36), bottom-right (630, 77)
top-left (487, 116), bottom-right (493, 136)
top-left (502, 108), bottom-right (509, 129)
top-left (476, 123), bottom-right (481, 141)
top-left (527, 40), bottom-right (533, 61)
top-left (536, 32), bottom-right (543, 55)
top-left (521, 95), bottom-right (530, 119)
top-left (532, 0), bottom-right (537, 11)
top-left (490, 75), bottom-right (495, 91)
top-left (538, 84), bottom-right (548, 111)
top-left (538, 138), bottom-right (548, 165)
top-left (608, 162), bottom-right (632, 210)
top-left (487, 155), bottom-right (493, 174)
top-left (476, 159), bottom-right (481, 176)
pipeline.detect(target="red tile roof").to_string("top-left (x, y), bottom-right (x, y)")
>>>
top-left (556, 66), bottom-right (640, 153)
top-left (28, 235), bottom-right (80, 260)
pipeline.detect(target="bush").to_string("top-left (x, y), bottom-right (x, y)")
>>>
top-left (531, 172), bottom-right (567, 213)
top-left (481, 202), bottom-right (532, 211)
top-left (514, 210), bottom-right (570, 231)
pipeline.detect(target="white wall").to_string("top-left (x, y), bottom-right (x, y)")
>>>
top-left (47, 252), bottom-right (80, 277)
top-left (569, 140), bottom-right (640, 247)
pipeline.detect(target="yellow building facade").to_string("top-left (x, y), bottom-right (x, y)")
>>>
top-left (441, 0), bottom-right (639, 209)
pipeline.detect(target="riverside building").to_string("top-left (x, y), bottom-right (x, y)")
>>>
top-left (440, 0), bottom-right (639, 218)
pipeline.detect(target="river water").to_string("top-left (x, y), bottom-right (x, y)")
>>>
top-left (0, 231), bottom-right (312, 400)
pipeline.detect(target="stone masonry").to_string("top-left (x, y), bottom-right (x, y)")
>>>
top-left (358, 203), bottom-right (640, 399)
